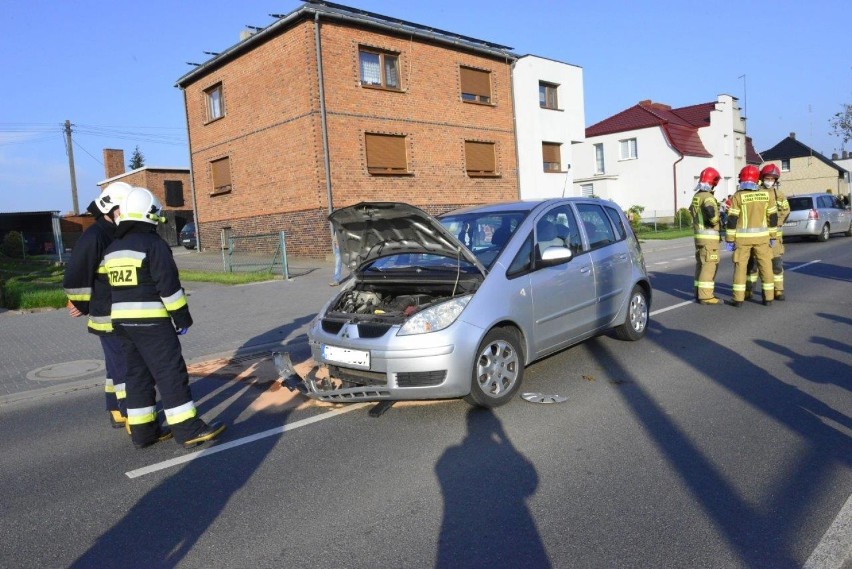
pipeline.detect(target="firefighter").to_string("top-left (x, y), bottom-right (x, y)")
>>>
top-left (745, 164), bottom-right (790, 300)
top-left (63, 182), bottom-right (132, 428)
top-left (104, 187), bottom-right (225, 449)
top-left (689, 167), bottom-right (722, 304)
top-left (724, 165), bottom-right (778, 307)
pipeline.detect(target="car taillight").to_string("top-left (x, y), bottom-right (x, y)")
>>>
top-left (808, 209), bottom-right (819, 220)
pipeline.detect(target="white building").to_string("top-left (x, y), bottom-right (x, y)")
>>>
top-left (572, 95), bottom-right (760, 216)
top-left (511, 55), bottom-right (585, 199)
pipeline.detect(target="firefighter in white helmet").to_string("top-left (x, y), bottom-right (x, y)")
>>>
top-left (63, 181), bottom-right (132, 428)
top-left (104, 187), bottom-right (225, 449)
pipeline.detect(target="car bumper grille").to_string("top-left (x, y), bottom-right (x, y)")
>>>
top-left (396, 370), bottom-right (447, 387)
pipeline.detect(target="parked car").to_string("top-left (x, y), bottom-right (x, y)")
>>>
top-left (179, 222), bottom-right (197, 249)
top-left (287, 199), bottom-right (651, 408)
top-left (783, 193), bottom-right (852, 241)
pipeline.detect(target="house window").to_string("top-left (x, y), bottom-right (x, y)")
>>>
top-left (539, 82), bottom-right (558, 109)
top-left (460, 66), bottom-right (491, 104)
top-left (210, 157), bottom-right (232, 194)
top-left (619, 138), bottom-right (638, 160)
top-left (465, 141), bottom-right (496, 176)
top-left (164, 180), bottom-right (184, 207)
top-left (594, 143), bottom-right (605, 174)
top-left (735, 137), bottom-right (743, 158)
top-left (580, 183), bottom-right (594, 197)
top-left (365, 133), bottom-right (408, 174)
top-left (781, 159), bottom-right (790, 172)
top-left (205, 83), bottom-right (224, 122)
top-left (359, 48), bottom-right (400, 89)
top-left (542, 142), bottom-right (562, 172)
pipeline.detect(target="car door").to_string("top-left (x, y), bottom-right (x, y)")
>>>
top-left (576, 202), bottom-right (631, 327)
top-left (525, 204), bottom-right (597, 355)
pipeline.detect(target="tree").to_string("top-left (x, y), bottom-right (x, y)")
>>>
top-left (829, 103), bottom-right (852, 146)
top-left (128, 145), bottom-right (145, 170)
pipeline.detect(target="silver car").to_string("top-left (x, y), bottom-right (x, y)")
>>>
top-left (292, 199), bottom-right (651, 408)
top-left (783, 193), bottom-right (852, 241)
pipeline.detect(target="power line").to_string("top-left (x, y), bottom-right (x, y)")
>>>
top-left (71, 138), bottom-right (103, 166)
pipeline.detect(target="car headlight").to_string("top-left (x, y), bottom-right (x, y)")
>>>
top-left (398, 295), bottom-right (472, 336)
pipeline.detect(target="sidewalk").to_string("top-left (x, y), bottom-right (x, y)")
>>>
top-left (0, 255), bottom-right (339, 405)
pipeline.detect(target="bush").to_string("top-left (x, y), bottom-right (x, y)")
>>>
top-left (627, 205), bottom-right (645, 233)
top-left (675, 208), bottom-right (693, 228)
top-left (1, 231), bottom-right (24, 258)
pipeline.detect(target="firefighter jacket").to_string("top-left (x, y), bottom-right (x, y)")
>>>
top-left (103, 222), bottom-right (192, 329)
top-left (773, 187), bottom-right (790, 228)
top-left (725, 188), bottom-right (778, 245)
top-left (62, 216), bottom-right (116, 335)
top-left (689, 190), bottom-right (720, 244)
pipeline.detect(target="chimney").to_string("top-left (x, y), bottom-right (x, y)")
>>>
top-left (789, 132), bottom-right (796, 140)
top-left (844, 150), bottom-right (849, 159)
top-left (833, 153), bottom-right (839, 160)
top-left (240, 29), bottom-right (255, 41)
top-left (103, 148), bottom-right (125, 179)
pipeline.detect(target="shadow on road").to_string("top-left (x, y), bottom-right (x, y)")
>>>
top-left (434, 408), bottom-right (550, 568)
top-left (70, 316), bottom-right (314, 568)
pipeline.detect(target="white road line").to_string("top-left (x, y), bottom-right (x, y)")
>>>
top-left (125, 402), bottom-right (371, 479)
top-left (787, 259), bottom-right (821, 272)
top-left (803, 493), bottom-right (852, 569)
top-left (650, 300), bottom-right (694, 316)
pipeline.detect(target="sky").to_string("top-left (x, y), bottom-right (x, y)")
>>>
top-left (2, 0), bottom-right (849, 213)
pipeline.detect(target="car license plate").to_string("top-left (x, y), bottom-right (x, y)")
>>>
top-left (322, 345), bottom-right (370, 368)
top-left (783, 222), bottom-right (796, 227)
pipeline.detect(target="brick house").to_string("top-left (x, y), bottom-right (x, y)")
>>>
top-left (761, 133), bottom-right (850, 198)
top-left (96, 148), bottom-right (194, 245)
top-left (175, 0), bottom-right (521, 257)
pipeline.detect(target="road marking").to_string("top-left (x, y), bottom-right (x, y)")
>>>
top-left (650, 300), bottom-right (694, 316)
top-left (787, 259), bottom-right (821, 272)
top-left (125, 402), bottom-right (371, 479)
top-left (803, 493), bottom-right (852, 569)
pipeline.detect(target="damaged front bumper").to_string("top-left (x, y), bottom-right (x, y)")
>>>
top-left (273, 351), bottom-right (394, 402)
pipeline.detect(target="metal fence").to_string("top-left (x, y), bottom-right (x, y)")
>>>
top-left (631, 209), bottom-right (693, 233)
top-left (172, 230), bottom-right (290, 278)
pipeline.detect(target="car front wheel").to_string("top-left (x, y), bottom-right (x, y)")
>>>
top-left (465, 327), bottom-right (524, 408)
top-left (615, 285), bottom-right (649, 341)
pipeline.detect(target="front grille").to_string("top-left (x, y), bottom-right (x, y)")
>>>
top-left (321, 319), bottom-right (344, 334)
top-left (328, 365), bottom-right (387, 386)
top-left (357, 322), bottom-right (392, 338)
top-left (396, 370), bottom-right (447, 387)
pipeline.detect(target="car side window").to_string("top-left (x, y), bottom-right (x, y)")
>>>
top-left (507, 232), bottom-right (534, 278)
top-left (535, 205), bottom-right (582, 260)
top-left (576, 204), bottom-right (617, 251)
top-left (604, 205), bottom-right (627, 241)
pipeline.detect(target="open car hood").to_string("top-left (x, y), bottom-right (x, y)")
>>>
top-left (329, 202), bottom-right (486, 275)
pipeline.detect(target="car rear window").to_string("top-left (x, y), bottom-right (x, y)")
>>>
top-left (788, 197), bottom-right (813, 211)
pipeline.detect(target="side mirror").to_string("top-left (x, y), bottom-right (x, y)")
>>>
top-left (539, 246), bottom-right (573, 267)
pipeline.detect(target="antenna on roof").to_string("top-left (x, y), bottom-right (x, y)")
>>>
top-left (186, 62), bottom-right (201, 66)
top-left (246, 25), bottom-right (263, 31)
top-left (203, 51), bottom-right (220, 56)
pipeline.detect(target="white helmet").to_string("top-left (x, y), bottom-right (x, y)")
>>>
top-left (95, 182), bottom-right (132, 215)
top-left (118, 187), bottom-right (165, 225)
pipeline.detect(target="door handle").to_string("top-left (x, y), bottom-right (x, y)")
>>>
top-left (617, 254), bottom-right (628, 260)
top-left (580, 266), bottom-right (591, 274)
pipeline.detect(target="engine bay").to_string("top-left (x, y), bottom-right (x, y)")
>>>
top-left (326, 278), bottom-right (478, 322)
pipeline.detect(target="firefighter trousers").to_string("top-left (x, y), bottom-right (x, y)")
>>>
top-left (116, 322), bottom-right (208, 446)
top-left (746, 239), bottom-right (784, 294)
top-left (733, 241), bottom-right (774, 302)
top-left (694, 243), bottom-right (720, 300)
top-left (100, 334), bottom-right (127, 417)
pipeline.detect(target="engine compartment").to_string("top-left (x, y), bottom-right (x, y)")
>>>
top-left (327, 278), bottom-right (478, 322)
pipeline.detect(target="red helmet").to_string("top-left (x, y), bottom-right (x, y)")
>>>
top-left (739, 165), bottom-right (760, 184)
top-left (760, 164), bottom-right (781, 179)
top-left (698, 167), bottom-right (721, 187)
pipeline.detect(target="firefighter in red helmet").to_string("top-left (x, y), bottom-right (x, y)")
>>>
top-left (724, 165), bottom-right (778, 306)
top-left (689, 167), bottom-right (722, 304)
top-left (745, 164), bottom-right (790, 300)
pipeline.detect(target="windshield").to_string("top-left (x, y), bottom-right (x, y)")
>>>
top-left (438, 210), bottom-right (527, 268)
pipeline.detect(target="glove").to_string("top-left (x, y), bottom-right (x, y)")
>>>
top-left (724, 242), bottom-right (736, 252)
top-left (175, 327), bottom-right (188, 336)
top-left (769, 239), bottom-right (776, 247)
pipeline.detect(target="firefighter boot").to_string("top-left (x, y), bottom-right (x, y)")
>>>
top-left (775, 292), bottom-right (785, 301)
top-left (698, 297), bottom-right (721, 305)
top-left (109, 410), bottom-right (127, 429)
top-left (134, 426), bottom-right (174, 450)
top-left (183, 421), bottom-right (226, 449)
top-left (725, 299), bottom-right (743, 307)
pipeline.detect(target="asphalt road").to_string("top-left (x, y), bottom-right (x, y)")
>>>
top-left (0, 236), bottom-right (849, 568)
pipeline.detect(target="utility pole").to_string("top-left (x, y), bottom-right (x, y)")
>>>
top-left (64, 119), bottom-right (79, 214)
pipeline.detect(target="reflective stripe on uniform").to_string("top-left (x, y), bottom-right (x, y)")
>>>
top-left (103, 250), bottom-right (146, 265)
top-left (88, 320), bottom-right (114, 333)
top-left (696, 281), bottom-right (715, 290)
top-left (164, 401), bottom-right (197, 425)
top-left (127, 405), bottom-right (157, 425)
top-left (65, 287), bottom-right (92, 301)
top-left (104, 377), bottom-right (116, 394)
top-left (114, 382), bottom-right (127, 400)
top-left (97, 264), bottom-right (107, 274)
top-left (761, 283), bottom-right (774, 292)
top-left (728, 207), bottom-right (740, 216)
top-left (112, 301), bottom-right (169, 319)
top-left (161, 289), bottom-right (187, 311)
top-left (732, 283), bottom-right (747, 292)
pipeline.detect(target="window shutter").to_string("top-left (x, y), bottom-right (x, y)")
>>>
top-left (366, 134), bottom-right (407, 171)
top-left (460, 67), bottom-right (491, 97)
top-left (211, 157), bottom-right (231, 190)
top-left (465, 141), bottom-right (495, 173)
top-left (542, 143), bottom-right (561, 165)
top-left (164, 181), bottom-right (184, 207)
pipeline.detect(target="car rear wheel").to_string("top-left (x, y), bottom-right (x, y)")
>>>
top-left (615, 285), bottom-right (649, 341)
top-left (817, 223), bottom-right (830, 242)
top-left (465, 327), bottom-right (524, 408)
top-left (844, 221), bottom-right (852, 237)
